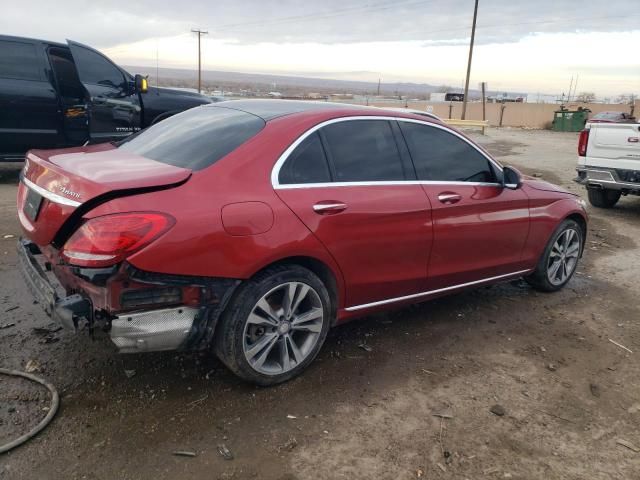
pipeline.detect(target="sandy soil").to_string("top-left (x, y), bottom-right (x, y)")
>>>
top-left (1, 129), bottom-right (639, 480)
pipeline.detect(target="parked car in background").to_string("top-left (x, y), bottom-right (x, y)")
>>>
top-left (0, 35), bottom-right (212, 161)
top-left (575, 121), bottom-right (640, 207)
top-left (17, 100), bottom-right (587, 385)
top-left (588, 111), bottom-right (636, 124)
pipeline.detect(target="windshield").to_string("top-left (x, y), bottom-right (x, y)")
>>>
top-left (118, 106), bottom-right (265, 170)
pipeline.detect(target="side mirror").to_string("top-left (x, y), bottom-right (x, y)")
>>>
top-left (503, 165), bottom-right (522, 190)
top-left (135, 74), bottom-right (148, 94)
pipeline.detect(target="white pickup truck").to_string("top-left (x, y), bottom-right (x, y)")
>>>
top-left (575, 122), bottom-right (640, 208)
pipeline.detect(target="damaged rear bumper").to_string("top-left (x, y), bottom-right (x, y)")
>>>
top-left (17, 239), bottom-right (90, 331)
top-left (17, 239), bottom-right (239, 353)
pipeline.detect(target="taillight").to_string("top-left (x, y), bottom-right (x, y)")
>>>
top-left (578, 129), bottom-right (589, 156)
top-left (62, 212), bottom-right (175, 267)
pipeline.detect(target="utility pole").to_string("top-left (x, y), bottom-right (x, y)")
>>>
top-left (461, 0), bottom-right (479, 120)
top-left (567, 76), bottom-right (574, 102)
top-left (191, 29), bottom-right (208, 93)
top-left (481, 81), bottom-right (486, 120)
top-left (377, 78), bottom-right (381, 96)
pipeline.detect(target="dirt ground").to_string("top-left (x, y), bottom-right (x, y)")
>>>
top-left (1, 128), bottom-right (639, 480)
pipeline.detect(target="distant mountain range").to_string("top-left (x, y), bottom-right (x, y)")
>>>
top-left (124, 66), bottom-right (526, 98)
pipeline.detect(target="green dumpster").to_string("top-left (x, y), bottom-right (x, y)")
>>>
top-left (552, 108), bottom-right (591, 132)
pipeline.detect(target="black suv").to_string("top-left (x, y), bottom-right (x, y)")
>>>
top-left (0, 35), bottom-right (212, 161)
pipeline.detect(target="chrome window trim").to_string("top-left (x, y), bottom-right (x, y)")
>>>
top-left (345, 269), bottom-right (532, 312)
top-left (271, 115), bottom-right (503, 189)
top-left (22, 176), bottom-right (82, 207)
top-left (275, 180), bottom-right (503, 190)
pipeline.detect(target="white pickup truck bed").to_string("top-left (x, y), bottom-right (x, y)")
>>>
top-left (575, 122), bottom-right (640, 208)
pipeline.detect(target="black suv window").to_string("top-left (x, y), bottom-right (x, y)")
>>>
top-left (399, 122), bottom-right (497, 183)
top-left (71, 46), bottom-right (125, 89)
top-left (279, 132), bottom-right (331, 184)
top-left (322, 120), bottom-right (405, 182)
top-left (48, 48), bottom-right (84, 103)
top-left (118, 106), bottom-right (265, 170)
top-left (0, 40), bottom-right (41, 81)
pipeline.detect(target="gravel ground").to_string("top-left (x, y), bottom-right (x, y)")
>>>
top-left (1, 128), bottom-right (639, 480)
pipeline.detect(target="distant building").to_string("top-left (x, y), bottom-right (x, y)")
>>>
top-left (330, 93), bottom-right (354, 100)
top-left (430, 92), bottom-right (464, 102)
top-left (487, 93), bottom-right (525, 103)
top-left (526, 93), bottom-right (562, 104)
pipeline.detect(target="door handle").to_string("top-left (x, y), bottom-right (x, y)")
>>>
top-left (313, 201), bottom-right (347, 215)
top-left (437, 192), bottom-right (462, 204)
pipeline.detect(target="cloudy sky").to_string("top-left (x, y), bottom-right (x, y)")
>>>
top-left (3, 0), bottom-right (639, 96)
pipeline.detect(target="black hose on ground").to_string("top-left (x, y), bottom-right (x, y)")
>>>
top-left (0, 368), bottom-right (59, 454)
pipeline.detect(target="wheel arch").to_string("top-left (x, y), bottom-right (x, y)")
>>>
top-left (250, 255), bottom-right (342, 324)
top-left (564, 211), bottom-right (588, 256)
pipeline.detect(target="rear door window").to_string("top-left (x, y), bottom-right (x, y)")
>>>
top-left (399, 122), bottom-right (497, 183)
top-left (0, 40), bottom-right (41, 81)
top-left (322, 120), bottom-right (406, 182)
top-left (118, 106), bottom-right (265, 170)
top-left (279, 132), bottom-right (331, 184)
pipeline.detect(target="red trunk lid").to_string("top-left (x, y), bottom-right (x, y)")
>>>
top-left (18, 144), bottom-right (191, 246)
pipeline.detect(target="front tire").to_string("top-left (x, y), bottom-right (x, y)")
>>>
top-left (215, 265), bottom-right (332, 386)
top-left (587, 188), bottom-right (620, 208)
top-left (525, 219), bottom-right (583, 292)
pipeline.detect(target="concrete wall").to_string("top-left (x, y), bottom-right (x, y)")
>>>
top-left (338, 99), bottom-right (635, 129)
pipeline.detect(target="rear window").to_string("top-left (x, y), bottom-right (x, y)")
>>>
top-left (118, 106), bottom-right (265, 170)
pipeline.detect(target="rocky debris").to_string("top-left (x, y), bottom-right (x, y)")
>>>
top-left (590, 383), bottom-right (601, 397)
top-left (490, 404), bottom-right (506, 417)
top-left (278, 437), bottom-right (298, 452)
top-left (33, 325), bottom-right (62, 344)
top-left (172, 450), bottom-right (196, 457)
top-left (616, 439), bottom-right (640, 453)
top-left (25, 359), bottom-right (41, 373)
top-left (217, 444), bottom-right (234, 460)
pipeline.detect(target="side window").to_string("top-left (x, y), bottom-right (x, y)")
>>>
top-left (399, 122), bottom-right (497, 183)
top-left (322, 120), bottom-right (405, 182)
top-left (0, 40), bottom-right (41, 81)
top-left (71, 46), bottom-right (125, 89)
top-left (279, 132), bottom-right (331, 184)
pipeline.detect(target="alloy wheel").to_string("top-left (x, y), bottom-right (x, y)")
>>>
top-left (547, 228), bottom-right (580, 286)
top-left (242, 282), bottom-right (324, 375)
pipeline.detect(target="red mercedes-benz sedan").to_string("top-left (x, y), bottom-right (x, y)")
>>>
top-left (17, 100), bottom-right (587, 384)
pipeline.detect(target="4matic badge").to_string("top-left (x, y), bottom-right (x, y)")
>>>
top-left (59, 186), bottom-right (81, 199)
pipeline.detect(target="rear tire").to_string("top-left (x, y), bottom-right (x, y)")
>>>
top-left (215, 265), bottom-right (332, 386)
top-left (525, 219), bottom-right (583, 292)
top-left (587, 188), bottom-right (620, 208)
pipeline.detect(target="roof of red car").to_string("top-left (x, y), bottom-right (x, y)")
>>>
top-left (207, 99), bottom-right (441, 124)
